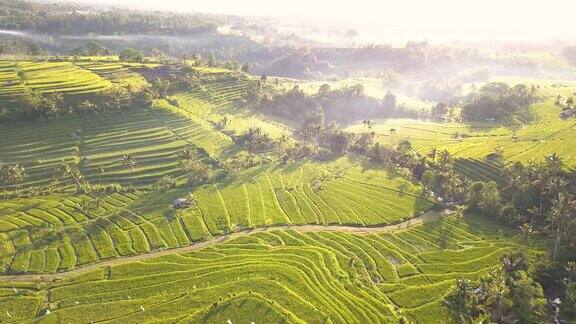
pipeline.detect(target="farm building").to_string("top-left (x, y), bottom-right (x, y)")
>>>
top-left (560, 109), bottom-right (574, 119)
top-left (173, 198), bottom-right (191, 208)
top-left (134, 66), bottom-right (182, 82)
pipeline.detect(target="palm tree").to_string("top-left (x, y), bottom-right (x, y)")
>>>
top-left (500, 250), bottom-right (528, 280)
top-left (5, 164), bottom-right (26, 195)
top-left (532, 171), bottom-right (548, 220)
top-left (547, 176), bottom-right (567, 201)
top-left (526, 206), bottom-right (540, 226)
top-left (519, 223), bottom-right (533, 246)
top-left (278, 133), bottom-right (289, 147)
top-left (301, 128), bottom-right (313, 141)
top-left (427, 147), bottom-right (438, 162)
top-left (97, 165), bottom-right (105, 185)
top-left (547, 153), bottom-right (563, 176)
top-left (179, 146), bottom-right (195, 162)
top-left (56, 161), bottom-right (72, 187)
top-left (447, 170), bottom-right (462, 203)
top-left (56, 161), bottom-right (83, 192)
top-left (480, 272), bottom-right (513, 323)
top-left (438, 150), bottom-right (453, 169)
top-left (362, 120), bottom-right (372, 133)
top-left (443, 279), bottom-right (482, 323)
top-left (120, 154), bottom-right (136, 186)
top-left (548, 192), bottom-right (574, 260)
top-left (17, 69), bottom-right (27, 85)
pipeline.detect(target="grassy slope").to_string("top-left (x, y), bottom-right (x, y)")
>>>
top-left (0, 66), bottom-right (288, 192)
top-left (169, 74), bottom-right (291, 139)
top-left (0, 106), bottom-right (218, 189)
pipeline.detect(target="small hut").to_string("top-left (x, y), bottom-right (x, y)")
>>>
top-left (172, 198), bottom-right (190, 209)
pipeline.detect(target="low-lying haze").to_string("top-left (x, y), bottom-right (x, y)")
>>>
top-left (53, 0), bottom-right (576, 44)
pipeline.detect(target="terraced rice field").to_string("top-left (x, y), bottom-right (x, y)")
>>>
top-left (0, 103), bottom-right (234, 191)
top-left (0, 58), bottom-right (166, 104)
top-left (0, 117), bottom-right (83, 189)
top-left (0, 159), bottom-right (431, 274)
top-left (347, 97), bottom-right (576, 167)
top-left (454, 158), bottom-right (503, 184)
top-left (74, 60), bottom-right (157, 89)
top-left (0, 61), bottom-right (547, 323)
top-left (0, 61), bottom-right (112, 101)
top-left (0, 215), bottom-right (538, 323)
top-left (170, 75), bottom-right (290, 138)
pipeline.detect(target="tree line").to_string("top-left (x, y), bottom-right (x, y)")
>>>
top-left (0, 84), bottom-right (155, 122)
top-left (0, 0), bottom-right (224, 35)
top-left (429, 82), bottom-right (539, 123)
top-left (272, 119), bottom-right (575, 322)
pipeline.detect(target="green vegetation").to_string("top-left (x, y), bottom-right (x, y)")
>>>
top-left (0, 52), bottom-right (573, 323)
top-left (0, 159), bottom-right (431, 273)
top-left (0, 215), bottom-right (539, 323)
top-left (0, 61), bottom-right (112, 99)
top-left (347, 80), bottom-right (576, 167)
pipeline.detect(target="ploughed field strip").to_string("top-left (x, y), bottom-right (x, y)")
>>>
top-left (0, 160), bottom-right (431, 275)
top-left (0, 215), bottom-right (537, 323)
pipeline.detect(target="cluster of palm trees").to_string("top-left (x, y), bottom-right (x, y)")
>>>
top-left (2, 154), bottom-right (140, 197)
top-left (56, 154), bottom-right (137, 190)
top-left (492, 153), bottom-right (575, 261)
top-left (442, 152), bottom-right (576, 322)
top-left (363, 141), bottom-right (462, 202)
top-left (444, 251), bottom-right (551, 323)
top-left (178, 145), bottom-right (212, 184)
top-left (55, 160), bottom-right (84, 192)
top-left (178, 147), bottom-right (210, 187)
top-left (238, 127), bottom-right (276, 152)
top-left (0, 162), bottom-right (27, 193)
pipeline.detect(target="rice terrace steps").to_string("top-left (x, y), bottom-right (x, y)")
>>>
top-left (0, 211), bottom-right (536, 323)
top-left (0, 209), bottom-right (444, 283)
top-left (0, 56), bottom-right (560, 323)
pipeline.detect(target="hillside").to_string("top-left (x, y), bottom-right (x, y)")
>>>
top-left (347, 78), bottom-right (576, 167)
top-left (0, 58), bottom-right (569, 324)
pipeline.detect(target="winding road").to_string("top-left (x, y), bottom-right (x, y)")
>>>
top-left (0, 210), bottom-right (445, 283)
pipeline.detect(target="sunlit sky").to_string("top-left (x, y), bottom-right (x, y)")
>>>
top-left (58, 0), bottom-right (576, 42)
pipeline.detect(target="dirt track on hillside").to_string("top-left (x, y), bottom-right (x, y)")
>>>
top-left (0, 210), bottom-right (445, 283)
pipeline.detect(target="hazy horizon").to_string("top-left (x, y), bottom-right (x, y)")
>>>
top-left (49, 0), bottom-right (576, 44)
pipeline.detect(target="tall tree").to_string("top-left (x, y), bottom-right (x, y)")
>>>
top-left (443, 279), bottom-right (484, 323)
top-left (120, 154), bottom-right (137, 186)
top-left (548, 193), bottom-right (574, 260)
top-left (547, 153), bottom-right (563, 176)
top-left (5, 163), bottom-right (26, 191)
top-left (97, 165), bottom-right (105, 185)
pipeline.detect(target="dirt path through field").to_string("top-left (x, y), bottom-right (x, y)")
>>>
top-left (0, 209), bottom-right (446, 283)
